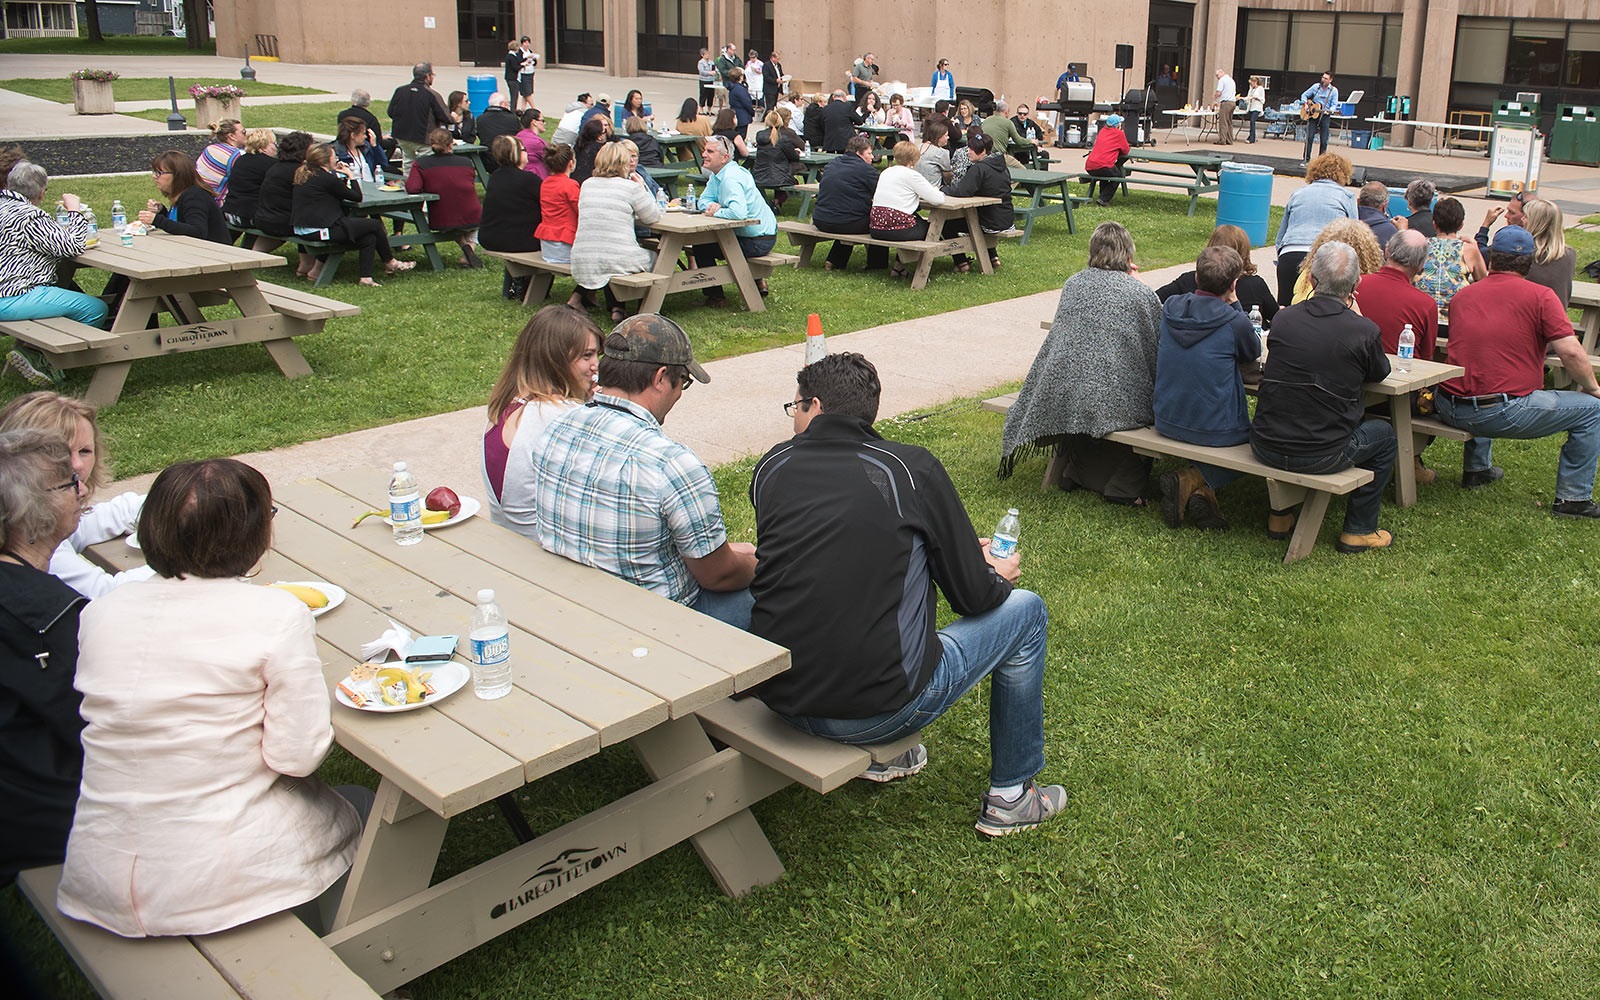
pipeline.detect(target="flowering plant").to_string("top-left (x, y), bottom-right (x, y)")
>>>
top-left (71, 69), bottom-right (120, 83)
top-left (189, 84), bottom-right (247, 100)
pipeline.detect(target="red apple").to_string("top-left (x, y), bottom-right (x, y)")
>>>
top-left (425, 486), bottom-right (461, 518)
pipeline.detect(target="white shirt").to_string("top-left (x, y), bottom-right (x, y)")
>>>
top-left (49, 492), bottom-right (155, 599)
top-left (1247, 85), bottom-right (1266, 114)
top-left (872, 164), bottom-right (945, 216)
top-left (1216, 74), bottom-right (1237, 103)
top-left (553, 106), bottom-right (587, 145)
top-left (483, 398), bottom-right (580, 539)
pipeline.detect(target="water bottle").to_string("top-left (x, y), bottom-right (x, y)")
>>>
top-left (82, 206), bottom-right (99, 247)
top-left (989, 508), bottom-right (1020, 559)
top-left (111, 199), bottom-right (127, 232)
top-left (387, 461), bottom-right (423, 546)
top-left (655, 185), bottom-right (668, 212)
top-left (469, 589), bottom-right (513, 699)
top-left (1249, 304), bottom-right (1263, 339)
top-left (1397, 323), bottom-right (1415, 373)
top-left (803, 140), bottom-right (811, 155)
top-left (55, 198), bottom-right (69, 227)
top-left (683, 182), bottom-right (697, 212)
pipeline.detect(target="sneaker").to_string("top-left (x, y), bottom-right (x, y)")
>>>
top-left (1462, 466), bottom-right (1505, 489)
top-left (975, 780), bottom-right (1067, 837)
top-left (4, 347), bottom-right (64, 387)
top-left (857, 743), bottom-right (928, 783)
top-left (1552, 498), bottom-right (1600, 519)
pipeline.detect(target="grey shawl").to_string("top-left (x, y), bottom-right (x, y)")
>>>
top-left (999, 267), bottom-right (1161, 477)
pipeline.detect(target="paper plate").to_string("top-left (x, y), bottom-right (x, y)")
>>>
top-left (335, 661), bottom-right (470, 713)
top-left (270, 580), bottom-right (346, 618)
top-left (385, 496), bottom-right (481, 530)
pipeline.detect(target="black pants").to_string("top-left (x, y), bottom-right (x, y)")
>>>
top-left (815, 217), bottom-right (888, 270)
top-left (329, 217), bottom-right (393, 278)
top-left (1275, 251), bottom-right (1306, 308)
top-left (941, 218), bottom-right (999, 267)
top-left (692, 234), bottom-right (777, 300)
top-left (1087, 164), bottom-right (1124, 203)
top-left (700, 82), bottom-right (714, 107)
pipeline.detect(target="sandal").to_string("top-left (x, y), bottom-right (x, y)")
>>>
top-left (954, 261), bottom-right (972, 274)
top-left (384, 260), bottom-right (416, 274)
top-left (889, 264), bottom-right (907, 279)
top-left (358, 277), bottom-right (382, 288)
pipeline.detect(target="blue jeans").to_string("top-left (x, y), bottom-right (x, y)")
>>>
top-left (691, 586), bottom-right (754, 631)
top-left (1303, 114), bottom-right (1330, 159)
top-left (1251, 419), bottom-right (1397, 533)
top-left (778, 589), bottom-right (1048, 787)
top-left (1198, 464), bottom-right (1243, 491)
top-left (1436, 390), bottom-right (1600, 502)
top-left (0, 285), bottom-right (108, 326)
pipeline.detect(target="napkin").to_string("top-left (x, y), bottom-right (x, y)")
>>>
top-left (362, 619), bottom-right (414, 662)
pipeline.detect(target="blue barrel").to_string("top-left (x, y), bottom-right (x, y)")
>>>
top-left (1216, 162), bottom-right (1274, 246)
top-left (1386, 187), bottom-right (1408, 218)
top-left (466, 75), bottom-right (497, 116)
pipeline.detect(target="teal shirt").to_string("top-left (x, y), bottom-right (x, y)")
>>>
top-left (700, 161), bottom-right (776, 238)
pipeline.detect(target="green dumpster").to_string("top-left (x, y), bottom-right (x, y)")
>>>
top-left (1492, 99), bottom-right (1540, 129)
top-left (1550, 104), bottom-right (1600, 166)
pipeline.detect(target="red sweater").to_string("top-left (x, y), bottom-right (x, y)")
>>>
top-left (535, 173), bottom-right (580, 244)
top-left (404, 152), bottom-right (482, 231)
top-left (1085, 125), bottom-right (1130, 171)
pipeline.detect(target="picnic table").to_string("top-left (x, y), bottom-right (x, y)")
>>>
top-left (1008, 167), bottom-right (1078, 243)
top-left (352, 180), bottom-right (447, 273)
top-left (449, 142), bottom-right (493, 186)
top-left (1115, 149), bottom-right (1230, 216)
top-left (645, 162), bottom-right (707, 197)
top-left (1549, 281), bottom-right (1600, 389)
top-left (2, 232), bottom-right (357, 406)
top-left (652, 130), bottom-right (705, 168)
top-left (76, 471), bottom-right (913, 994)
top-left (780, 192), bottom-right (1011, 289)
top-left (641, 211), bottom-right (793, 312)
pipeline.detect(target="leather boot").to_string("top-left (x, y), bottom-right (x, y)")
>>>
top-left (1159, 466), bottom-right (1207, 528)
top-left (1413, 456), bottom-right (1437, 486)
top-left (1184, 485), bottom-right (1228, 530)
top-left (1266, 507), bottom-right (1298, 540)
top-left (1336, 528), bottom-right (1394, 553)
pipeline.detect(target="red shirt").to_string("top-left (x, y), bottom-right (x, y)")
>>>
top-left (535, 173), bottom-right (579, 244)
top-left (403, 153), bottom-right (482, 231)
top-left (1441, 271), bottom-right (1573, 397)
top-left (1356, 266), bottom-right (1438, 362)
top-left (1085, 125), bottom-right (1130, 172)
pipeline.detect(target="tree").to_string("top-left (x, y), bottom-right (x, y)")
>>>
top-left (184, 0), bottom-right (212, 50)
top-left (83, 0), bottom-right (102, 43)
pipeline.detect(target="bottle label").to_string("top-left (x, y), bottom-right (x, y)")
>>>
top-left (390, 494), bottom-right (421, 524)
top-left (1398, 344), bottom-right (1414, 360)
top-left (471, 630), bottom-right (510, 666)
top-left (989, 534), bottom-right (1017, 559)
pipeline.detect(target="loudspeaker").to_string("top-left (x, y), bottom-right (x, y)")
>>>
top-left (1350, 166), bottom-right (1368, 186)
top-left (1115, 44), bottom-right (1134, 69)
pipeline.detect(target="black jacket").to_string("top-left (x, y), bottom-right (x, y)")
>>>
top-left (820, 100), bottom-right (863, 153)
top-left (0, 563), bottom-right (87, 881)
top-left (812, 151), bottom-right (877, 230)
top-left (802, 107), bottom-right (825, 151)
top-left (154, 185), bottom-right (230, 243)
top-left (1157, 271), bottom-right (1279, 328)
top-left (943, 153), bottom-right (1015, 232)
top-left (763, 60), bottom-right (784, 107)
top-left (479, 165), bottom-right (542, 252)
top-left (447, 109), bottom-right (477, 143)
top-left (631, 131), bottom-right (665, 169)
top-left (752, 126), bottom-right (801, 187)
top-left (476, 105), bottom-right (522, 149)
top-left (291, 169), bottom-right (363, 231)
top-left (1251, 296), bottom-right (1391, 456)
top-left (221, 150), bottom-right (274, 227)
top-left (388, 81), bottom-right (451, 144)
top-left (749, 415), bottom-right (1013, 719)
top-left (336, 105), bottom-right (385, 144)
top-left (253, 160), bottom-right (299, 236)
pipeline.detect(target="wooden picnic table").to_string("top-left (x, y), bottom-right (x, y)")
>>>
top-left (352, 180), bottom-right (446, 273)
top-left (645, 162), bottom-right (707, 197)
top-left (37, 232), bottom-right (357, 406)
top-left (644, 211), bottom-right (780, 312)
top-left (84, 472), bottom-right (814, 994)
top-left (1008, 167), bottom-right (1078, 243)
top-left (1545, 281), bottom-right (1600, 389)
top-left (652, 130), bottom-right (706, 168)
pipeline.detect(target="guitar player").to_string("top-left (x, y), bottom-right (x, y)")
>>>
top-left (1300, 72), bottom-right (1339, 163)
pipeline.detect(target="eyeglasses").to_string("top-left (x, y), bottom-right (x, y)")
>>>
top-left (782, 397), bottom-right (814, 417)
top-left (152, 169), bottom-right (171, 178)
top-left (49, 473), bottom-right (81, 498)
top-left (678, 372), bottom-right (695, 390)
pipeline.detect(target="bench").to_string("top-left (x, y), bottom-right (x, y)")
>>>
top-left (232, 228), bottom-right (357, 288)
top-left (695, 696), bottom-right (922, 793)
top-left (482, 249), bottom-right (799, 310)
top-left (17, 865), bottom-right (383, 999)
top-left (1073, 168), bottom-right (1219, 216)
top-left (982, 394), bottom-right (1374, 563)
top-left (779, 221), bottom-right (1019, 291)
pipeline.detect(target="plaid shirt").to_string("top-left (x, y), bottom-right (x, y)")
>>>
top-left (533, 393), bottom-right (727, 604)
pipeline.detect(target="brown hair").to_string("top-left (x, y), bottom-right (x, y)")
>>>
top-left (138, 459), bottom-right (274, 580)
top-left (1431, 196), bottom-right (1466, 236)
top-left (1206, 224), bottom-right (1257, 275)
top-left (1304, 152), bottom-right (1352, 185)
top-left (487, 305), bottom-right (602, 418)
top-left (151, 150), bottom-right (199, 199)
top-left (490, 134), bottom-right (523, 169)
top-left (0, 144), bottom-right (26, 182)
top-left (1087, 220), bottom-right (1136, 271)
top-left (1195, 246), bottom-right (1244, 295)
top-left (427, 127), bottom-right (454, 155)
top-left (543, 142), bottom-right (574, 174)
top-left (0, 391), bottom-right (110, 495)
top-left (625, 115), bottom-right (649, 134)
top-left (713, 108), bottom-right (737, 131)
top-left (337, 117), bottom-right (369, 149)
top-left (293, 142), bottom-right (333, 184)
top-left (209, 119), bottom-right (241, 143)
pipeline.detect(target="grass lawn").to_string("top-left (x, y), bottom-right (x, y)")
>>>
top-left (5, 388), bottom-right (1600, 998)
top-left (125, 98), bottom-right (385, 136)
top-left (0, 77), bottom-right (328, 103)
top-left (0, 35), bottom-right (214, 56)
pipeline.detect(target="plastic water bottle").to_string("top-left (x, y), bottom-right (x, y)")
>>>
top-left (82, 206), bottom-right (99, 247)
top-left (1397, 323), bottom-right (1415, 373)
top-left (469, 589), bottom-right (512, 699)
top-left (55, 199), bottom-right (69, 227)
top-left (388, 461), bottom-right (423, 546)
top-left (989, 508), bottom-right (1020, 559)
top-left (111, 199), bottom-right (127, 232)
top-left (803, 140), bottom-right (811, 155)
top-left (683, 182), bottom-right (697, 212)
top-left (655, 185), bottom-right (668, 212)
top-left (1249, 304), bottom-right (1263, 339)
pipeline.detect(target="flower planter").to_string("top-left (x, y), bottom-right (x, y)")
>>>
top-left (193, 95), bottom-right (242, 126)
top-left (72, 78), bottom-right (116, 115)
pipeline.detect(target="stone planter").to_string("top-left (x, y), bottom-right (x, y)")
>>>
top-left (193, 95), bottom-right (242, 126)
top-left (72, 79), bottom-right (116, 115)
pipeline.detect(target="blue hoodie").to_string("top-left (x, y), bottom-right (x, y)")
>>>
top-left (1154, 291), bottom-right (1261, 446)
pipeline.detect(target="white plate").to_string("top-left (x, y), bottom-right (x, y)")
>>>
top-left (385, 495), bottom-right (480, 530)
top-left (271, 580), bottom-right (346, 618)
top-left (335, 661), bottom-right (470, 713)
top-left (125, 531), bottom-right (140, 549)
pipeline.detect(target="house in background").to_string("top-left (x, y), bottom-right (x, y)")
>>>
top-left (2, 0), bottom-right (78, 36)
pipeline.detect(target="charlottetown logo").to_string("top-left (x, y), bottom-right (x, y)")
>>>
top-left (161, 323), bottom-right (233, 347)
top-left (489, 843), bottom-right (628, 919)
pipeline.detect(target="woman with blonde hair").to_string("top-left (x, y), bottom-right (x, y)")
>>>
top-left (1291, 217), bottom-right (1383, 304)
top-left (221, 128), bottom-right (277, 229)
top-left (1156, 223), bottom-right (1278, 326)
top-left (1273, 152), bottom-right (1356, 306)
top-left (753, 109), bottom-right (802, 208)
top-left (1523, 198), bottom-right (1577, 308)
top-left (570, 139), bottom-right (662, 322)
top-left (481, 305), bottom-right (601, 537)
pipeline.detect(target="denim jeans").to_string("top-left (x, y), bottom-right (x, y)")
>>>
top-left (1198, 464), bottom-right (1243, 491)
top-left (1436, 390), bottom-right (1600, 501)
top-left (1251, 418), bottom-right (1397, 533)
top-left (778, 589), bottom-right (1048, 787)
top-left (691, 586), bottom-right (754, 631)
top-left (693, 234), bottom-right (777, 300)
top-left (0, 285), bottom-right (108, 326)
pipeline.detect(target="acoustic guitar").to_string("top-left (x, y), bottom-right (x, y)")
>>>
top-left (1300, 101), bottom-right (1325, 121)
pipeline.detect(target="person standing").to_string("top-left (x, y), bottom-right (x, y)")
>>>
top-left (1300, 72), bottom-right (1339, 163)
top-left (516, 36), bottom-right (539, 109)
top-left (697, 49), bottom-right (718, 111)
top-left (1245, 75), bottom-right (1266, 143)
top-left (849, 52), bottom-right (877, 100)
top-left (1214, 69), bottom-right (1237, 145)
top-left (763, 50), bottom-right (785, 113)
top-left (503, 41), bottom-right (525, 112)
top-left (931, 59), bottom-right (955, 103)
top-left (389, 62), bottom-right (455, 174)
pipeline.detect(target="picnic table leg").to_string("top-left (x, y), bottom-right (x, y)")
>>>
top-left (715, 229), bottom-right (767, 313)
top-left (908, 250), bottom-right (936, 290)
top-left (1282, 490), bottom-right (1332, 564)
top-left (231, 279), bottom-right (318, 380)
top-left (966, 208), bottom-right (994, 275)
top-left (328, 778), bottom-right (449, 932)
top-left (83, 364), bottom-right (133, 408)
top-left (628, 715), bottom-right (785, 896)
top-left (314, 251), bottom-right (344, 287)
top-left (1059, 180), bottom-right (1076, 235)
top-left (1390, 397), bottom-right (1419, 508)
top-left (407, 209), bottom-right (446, 272)
top-left (643, 233), bottom-right (685, 313)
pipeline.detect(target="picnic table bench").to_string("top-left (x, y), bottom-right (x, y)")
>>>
top-left (1075, 149), bottom-right (1230, 216)
top-left (781, 193), bottom-right (1015, 289)
top-left (1008, 167), bottom-right (1079, 243)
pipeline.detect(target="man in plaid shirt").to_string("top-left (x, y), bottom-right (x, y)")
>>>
top-left (533, 314), bottom-right (756, 628)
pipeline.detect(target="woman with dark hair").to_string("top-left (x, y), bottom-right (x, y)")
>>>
top-left (481, 305), bottom-right (601, 537)
top-left (479, 135), bottom-right (542, 300)
top-left (535, 143), bottom-right (579, 266)
top-left (333, 116), bottom-right (388, 184)
top-left (1416, 196), bottom-right (1486, 333)
top-left (858, 90), bottom-right (884, 123)
top-left (726, 67), bottom-right (754, 130)
top-left (58, 458), bottom-right (367, 937)
top-left (446, 90), bottom-right (476, 142)
top-left (405, 127), bottom-right (484, 268)
top-left (916, 119), bottom-right (952, 186)
top-left (674, 97), bottom-right (713, 163)
top-left (619, 89), bottom-right (651, 127)
top-left (752, 109), bottom-right (801, 207)
top-left (516, 108), bottom-right (549, 178)
top-left (940, 130), bottom-right (1013, 272)
top-left (571, 115), bottom-right (611, 183)
top-left (624, 115), bottom-right (665, 168)
top-left (712, 107), bottom-right (749, 159)
top-left (0, 428), bottom-right (89, 884)
top-left (292, 143), bottom-right (412, 286)
top-left (137, 150), bottom-right (230, 244)
top-left (250, 131), bottom-right (319, 277)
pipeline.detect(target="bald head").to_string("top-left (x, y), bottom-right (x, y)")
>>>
top-left (1385, 229), bottom-right (1428, 274)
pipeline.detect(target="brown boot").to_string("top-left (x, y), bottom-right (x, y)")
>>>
top-left (1414, 456), bottom-right (1437, 486)
top-left (1266, 507), bottom-right (1298, 540)
top-left (1184, 485), bottom-right (1229, 530)
top-left (1158, 466), bottom-right (1207, 528)
top-left (1337, 528), bottom-right (1395, 554)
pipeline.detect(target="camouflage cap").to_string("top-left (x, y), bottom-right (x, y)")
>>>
top-left (604, 314), bottom-right (710, 383)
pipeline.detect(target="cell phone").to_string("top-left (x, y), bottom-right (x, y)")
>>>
top-left (406, 634), bottom-right (459, 664)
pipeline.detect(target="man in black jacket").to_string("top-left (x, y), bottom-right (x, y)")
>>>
top-left (819, 90), bottom-right (864, 153)
top-left (811, 136), bottom-right (887, 272)
top-left (475, 93), bottom-right (522, 149)
top-left (388, 62), bottom-right (454, 173)
top-left (749, 353), bottom-right (1064, 838)
top-left (335, 90), bottom-right (398, 160)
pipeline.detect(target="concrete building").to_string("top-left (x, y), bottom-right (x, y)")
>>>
top-left (210, 1), bottom-right (1600, 135)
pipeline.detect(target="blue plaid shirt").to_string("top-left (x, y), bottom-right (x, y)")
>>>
top-left (533, 392), bottom-right (727, 604)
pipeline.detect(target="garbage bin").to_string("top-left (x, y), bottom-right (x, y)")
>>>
top-left (1217, 162), bottom-right (1274, 247)
top-left (1550, 104), bottom-right (1600, 166)
top-left (466, 75), bottom-right (496, 116)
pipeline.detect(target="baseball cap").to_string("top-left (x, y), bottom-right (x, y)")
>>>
top-left (596, 92), bottom-right (612, 105)
top-left (604, 314), bottom-right (710, 383)
top-left (1104, 114), bottom-right (1124, 127)
top-left (1490, 225), bottom-right (1535, 255)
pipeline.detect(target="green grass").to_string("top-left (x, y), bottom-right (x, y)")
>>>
top-left (0, 77), bottom-right (328, 103)
top-left (0, 34), bottom-right (214, 56)
top-left (7, 387), bottom-right (1600, 998)
top-left (124, 98), bottom-right (386, 136)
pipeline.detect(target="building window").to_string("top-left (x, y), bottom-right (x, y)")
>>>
top-left (1565, 24), bottom-right (1600, 89)
top-left (1507, 20), bottom-right (1566, 87)
top-left (1243, 11), bottom-right (1289, 72)
top-left (1287, 13), bottom-right (1334, 75)
top-left (1453, 20), bottom-right (1508, 84)
top-left (1335, 15), bottom-right (1383, 78)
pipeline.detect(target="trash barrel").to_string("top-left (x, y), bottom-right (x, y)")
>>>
top-left (1216, 162), bottom-right (1274, 246)
top-left (1386, 187), bottom-right (1408, 218)
top-left (466, 75), bottom-right (497, 116)
top-left (1550, 104), bottom-right (1600, 166)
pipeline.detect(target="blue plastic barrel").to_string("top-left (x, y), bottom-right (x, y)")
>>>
top-left (466, 75), bottom-right (497, 116)
top-left (1216, 162), bottom-right (1274, 246)
top-left (1387, 187), bottom-right (1407, 218)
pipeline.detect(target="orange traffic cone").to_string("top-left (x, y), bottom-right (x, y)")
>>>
top-left (804, 313), bottom-right (826, 365)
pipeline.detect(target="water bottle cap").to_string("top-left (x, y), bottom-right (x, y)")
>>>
top-left (1007, 508), bottom-right (1019, 516)
top-left (477, 589), bottom-right (495, 603)
top-left (393, 461), bottom-right (406, 471)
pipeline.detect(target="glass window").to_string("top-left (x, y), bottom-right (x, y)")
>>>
top-left (1381, 19), bottom-right (1402, 77)
top-left (1289, 13), bottom-right (1335, 74)
top-left (1454, 19), bottom-right (1508, 84)
top-left (683, 0), bottom-right (702, 35)
top-left (1508, 21), bottom-right (1565, 86)
top-left (1335, 14), bottom-right (1383, 77)
top-left (1244, 12), bottom-right (1289, 71)
top-left (586, 0), bottom-right (602, 29)
top-left (1565, 23), bottom-right (1600, 87)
